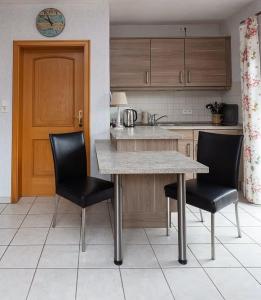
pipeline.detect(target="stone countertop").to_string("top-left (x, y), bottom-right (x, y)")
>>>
top-left (110, 126), bottom-right (183, 140)
top-left (95, 140), bottom-right (209, 175)
top-left (160, 124), bottom-right (243, 130)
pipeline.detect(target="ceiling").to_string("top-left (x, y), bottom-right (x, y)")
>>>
top-left (109, 0), bottom-right (254, 24)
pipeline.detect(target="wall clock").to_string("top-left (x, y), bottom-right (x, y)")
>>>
top-left (36, 8), bottom-right (65, 37)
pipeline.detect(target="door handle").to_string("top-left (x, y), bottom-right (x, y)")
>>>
top-left (179, 71), bottom-right (184, 84)
top-left (78, 110), bottom-right (83, 127)
top-left (186, 143), bottom-right (191, 157)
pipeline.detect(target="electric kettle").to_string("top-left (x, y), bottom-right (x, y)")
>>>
top-left (123, 109), bottom-right (138, 127)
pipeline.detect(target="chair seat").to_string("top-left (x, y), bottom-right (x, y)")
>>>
top-left (57, 176), bottom-right (114, 208)
top-left (164, 179), bottom-right (238, 213)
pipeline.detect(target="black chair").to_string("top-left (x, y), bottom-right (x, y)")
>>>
top-left (49, 131), bottom-right (114, 252)
top-left (164, 131), bottom-right (243, 260)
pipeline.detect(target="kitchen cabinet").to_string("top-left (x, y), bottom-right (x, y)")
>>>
top-left (110, 37), bottom-right (231, 90)
top-left (151, 39), bottom-right (185, 87)
top-left (110, 39), bottom-right (151, 87)
top-left (185, 38), bottom-right (230, 87)
top-left (178, 139), bottom-right (194, 180)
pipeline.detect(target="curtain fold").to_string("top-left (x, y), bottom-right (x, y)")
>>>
top-left (240, 16), bottom-right (261, 204)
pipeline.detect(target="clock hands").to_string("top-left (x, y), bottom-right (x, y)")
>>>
top-left (40, 13), bottom-right (53, 26)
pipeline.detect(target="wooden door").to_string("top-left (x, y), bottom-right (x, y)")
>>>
top-left (110, 39), bottom-right (151, 87)
top-left (185, 38), bottom-right (229, 87)
top-left (151, 39), bottom-right (185, 86)
top-left (21, 48), bottom-right (84, 196)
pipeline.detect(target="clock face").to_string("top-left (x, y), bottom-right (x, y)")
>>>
top-left (36, 8), bottom-right (65, 37)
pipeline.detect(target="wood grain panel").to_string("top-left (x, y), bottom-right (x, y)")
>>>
top-left (185, 38), bottom-right (229, 87)
top-left (151, 39), bottom-right (184, 86)
top-left (33, 57), bottom-right (74, 127)
top-left (110, 39), bottom-right (150, 87)
top-left (33, 140), bottom-right (54, 176)
top-left (178, 139), bottom-right (194, 180)
top-left (115, 139), bottom-right (177, 152)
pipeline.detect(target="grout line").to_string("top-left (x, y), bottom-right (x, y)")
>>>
top-left (119, 268), bottom-right (127, 300)
top-left (144, 228), bottom-right (176, 300)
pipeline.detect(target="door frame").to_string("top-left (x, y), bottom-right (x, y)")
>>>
top-left (12, 40), bottom-right (90, 203)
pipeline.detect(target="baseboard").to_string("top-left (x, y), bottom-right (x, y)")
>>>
top-left (0, 197), bottom-right (11, 204)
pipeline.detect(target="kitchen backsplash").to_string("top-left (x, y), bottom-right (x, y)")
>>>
top-left (111, 90), bottom-right (224, 123)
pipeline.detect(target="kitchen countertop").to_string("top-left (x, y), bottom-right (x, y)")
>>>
top-left (95, 140), bottom-right (209, 174)
top-left (110, 126), bottom-right (183, 140)
top-left (160, 124), bottom-right (243, 130)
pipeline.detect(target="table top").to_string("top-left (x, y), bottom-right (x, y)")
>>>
top-left (110, 126), bottom-right (182, 140)
top-left (95, 140), bottom-right (209, 175)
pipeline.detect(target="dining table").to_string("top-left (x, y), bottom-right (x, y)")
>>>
top-left (95, 139), bottom-right (209, 265)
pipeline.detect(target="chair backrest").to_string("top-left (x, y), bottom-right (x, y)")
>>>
top-left (49, 131), bottom-right (87, 185)
top-left (197, 131), bottom-right (243, 189)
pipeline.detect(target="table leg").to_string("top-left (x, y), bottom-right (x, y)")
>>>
top-left (177, 173), bottom-right (187, 265)
top-left (114, 174), bottom-right (122, 265)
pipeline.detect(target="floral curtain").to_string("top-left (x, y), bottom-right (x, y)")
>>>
top-left (240, 16), bottom-right (261, 204)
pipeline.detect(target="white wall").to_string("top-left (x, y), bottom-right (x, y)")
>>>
top-left (221, 0), bottom-right (261, 122)
top-left (110, 23), bottom-right (223, 123)
top-left (0, 0), bottom-right (110, 202)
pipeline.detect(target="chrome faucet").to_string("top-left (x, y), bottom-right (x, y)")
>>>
top-left (149, 114), bottom-right (168, 126)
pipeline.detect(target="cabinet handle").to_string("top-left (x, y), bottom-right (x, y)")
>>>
top-left (186, 143), bottom-right (191, 157)
top-left (179, 71), bottom-right (184, 84)
top-left (145, 71), bottom-right (149, 84)
top-left (187, 70), bottom-right (191, 83)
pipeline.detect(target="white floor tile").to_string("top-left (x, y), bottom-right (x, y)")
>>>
top-left (0, 214), bottom-right (25, 228)
top-left (38, 245), bottom-right (79, 268)
top-left (171, 211), bottom-right (204, 227)
top-left (212, 226), bottom-right (254, 244)
top-left (224, 244), bottom-right (261, 267)
top-left (21, 214), bottom-right (53, 228)
top-left (2, 203), bottom-right (32, 215)
top-left (46, 228), bottom-right (80, 245)
top-left (187, 226), bottom-right (219, 244)
top-left (0, 228), bottom-right (17, 245)
top-left (85, 227), bottom-right (113, 244)
top-left (55, 214), bottom-right (81, 227)
top-left (86, 202), bottom-right (109, 214)
top-left (79, 245), bottom-right (117, 268)
top-left (194, 212), bottom-right (234, 226)
top-left (222, 212), bottom-right (261, 226)
top-left (0, 245), bottom-right (42, 268)
top-left (206, 268), bottom-right (261, 300)
top-left (242, 227), bottom-right (261, 243)
top-left (247, 268), bottom-right (261, 284)
top-left (58, 198), bottom-right (81, 214)
top-left (28, 269), bottom-right (77, 300)
top-left (18, 197), bottom-right (35, 204)
top-left (77, 269), bottom-right (124, 300)
top-left (189, 244), bottom-right (241, 267)
top-left (152, 244), bottom-right (200, 268)
top-left (145, 227), bottom-right (178, 244)
top-left (11, 228), bottom-right (49, 245)
top-left (123, 228), bottom-right (149, 244)
top-left (0, 246), bottom-right (6, 258)
top-left (0, 269), bottom-right (34, 300)
top-left (35, 196), bottom-right (56, 203)
top-left (121, 269), bottom-right (173, 300)
top-left (86, 212), bottom-right (111, 227)
top-left (0, 204), bottom-right (7, 213)
top-left (164, 268), bottom-right (222, 300)
top-left (29, 202), bottom-right (55, 214)
top-left (120, 245), bottom-right (159, 268)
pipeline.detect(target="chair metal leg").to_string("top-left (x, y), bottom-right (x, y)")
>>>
top-left (199, 209), bottom-right (204, 222)
top-left (81, 208), bottom-right (86, 252)
top-left (52, 195), bottom-right (59, 228)
top-left (211, 213), bottom-right (215, 260)
top-left (166, 197), bottom-right (170, 236)
top-left (235, 201), bottom-right (242, 238)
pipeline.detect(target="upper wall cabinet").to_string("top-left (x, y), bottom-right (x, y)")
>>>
top-left (185, 38), bottom-right (230, 87)
top-left (151, 39), bottom-right (185, 87)
top-left (110, 37), bottom-right (231, 90)
top-left (110, 39), bottom-right (151, 87)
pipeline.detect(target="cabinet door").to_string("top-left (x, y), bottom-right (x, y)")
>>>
top-left (178, 139), bottom-right (194, 180)
top-left (185, 38), bottom-right (229, 87)
top-left (110, 39), bottom-right (151, 87)
top-left (151, 39), bottom-right (185, 86)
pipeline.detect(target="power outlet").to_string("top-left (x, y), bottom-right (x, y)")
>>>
top-left (182, 109), bottom-right (192, 115)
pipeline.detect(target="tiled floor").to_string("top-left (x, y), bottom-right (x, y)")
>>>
top-left (0, 196), bottom-right (261, 299)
